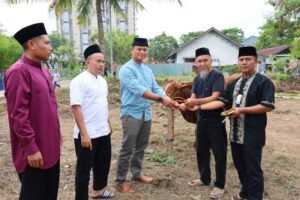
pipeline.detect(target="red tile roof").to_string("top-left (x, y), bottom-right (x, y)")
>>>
top-left (257, 45), bottom-right (290, 56)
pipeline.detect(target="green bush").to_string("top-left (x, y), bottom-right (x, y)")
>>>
top-left (274, 57), bottom-right (293, 73)
top-left (272, 72), bottom-right (293, 81)
top-left (220, 64), bottom-right (240, 74)
top-left (0, 34), bottom-right (23, 72)
top-left (59, 64), bottom-right (82, 79)
top-left (275, 59), bottom-right (285, 72)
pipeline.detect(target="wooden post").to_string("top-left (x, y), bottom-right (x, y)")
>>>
top-left (167, 108), bottom-right (175, 150)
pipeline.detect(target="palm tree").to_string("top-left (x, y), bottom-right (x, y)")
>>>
top-left (8, 0), bottom-right (181, 53)
top-left (50, 0), bottom-right (145, 53)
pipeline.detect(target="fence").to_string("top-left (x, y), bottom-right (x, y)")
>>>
top-left (114, 63), bottom-right (193, 76)
top-left (146, 63), bottom-right (193, 76)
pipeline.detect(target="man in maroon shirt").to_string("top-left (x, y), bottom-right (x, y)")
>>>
top-left (4, 23), bottom-right (61, 200)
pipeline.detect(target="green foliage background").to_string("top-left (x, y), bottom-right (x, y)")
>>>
top-left (0, 34), bottom-right (23, 72)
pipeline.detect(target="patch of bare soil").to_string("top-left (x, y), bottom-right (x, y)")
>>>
top-left (0, 85), bottom-right (299, 200)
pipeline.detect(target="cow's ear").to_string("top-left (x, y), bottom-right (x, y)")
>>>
top-left (166, 80), bottom-right (180, 88)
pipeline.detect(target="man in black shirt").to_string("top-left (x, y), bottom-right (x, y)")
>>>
top-left (200, 46), bottom-right (275, 200)
top-left (182, 47), bottom-right (227, 199)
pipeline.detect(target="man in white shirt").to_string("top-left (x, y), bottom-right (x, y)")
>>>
top-left (70, 44), bottom-right (113, 200)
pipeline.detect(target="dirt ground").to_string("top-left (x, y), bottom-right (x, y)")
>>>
top-left (0, 86), bottom-right (299, 200)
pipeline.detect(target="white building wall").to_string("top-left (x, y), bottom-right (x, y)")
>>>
top-left (176, 32), bottom-right (239, 66)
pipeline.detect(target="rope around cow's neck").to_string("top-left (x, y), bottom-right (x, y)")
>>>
top-left (171, 96), bottom-right (185, 103)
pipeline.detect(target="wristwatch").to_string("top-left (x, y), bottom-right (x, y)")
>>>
top-left (157, 96), bottom-right (163, 103)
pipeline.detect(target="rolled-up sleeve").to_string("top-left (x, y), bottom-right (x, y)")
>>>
top-left (119, 67), bottom-right (147, 97)
top-left (5, 68), bottom-right (39, 156)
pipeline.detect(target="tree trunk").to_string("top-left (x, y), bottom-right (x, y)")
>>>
top-left (95, 0), bottom-right (106, 54)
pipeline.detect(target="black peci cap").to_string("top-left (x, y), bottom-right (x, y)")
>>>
top-left (14, 23), bottom-right (48, 45)
top-left (84, 44), bottom-right (102, 60)
top-left (238, 46), bottom-right (257, 58)
top-left (195, 47), bottom-right (211, 57)
top-left (132, 37), bottom-right (148, 47)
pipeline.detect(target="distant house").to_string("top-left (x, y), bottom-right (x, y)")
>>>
top-left (242, 36), bottom-right (258, 46)
top-left (257, 45), bottom-right (290, 63)
top-left (167, 27), bottom-right (243, 66)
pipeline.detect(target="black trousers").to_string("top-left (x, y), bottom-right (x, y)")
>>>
top-left (231, 142), bottom-right (264, 200)
top-left (18, 160), bottom-right (60, 200)
top-left (74, 134), bottom-right (111, 200)
top-left (196, 124), bottom-right (227, 189)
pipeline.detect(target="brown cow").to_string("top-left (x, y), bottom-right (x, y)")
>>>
top-left (165, 81), bottom-right (197, 123)
top-left (165, 73), bottom-right (241, 124)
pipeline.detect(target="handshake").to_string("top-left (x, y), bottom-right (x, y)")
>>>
top-left (178, 98), bottom-right (199, 111)
top-left (160, 96), bottom-right (199, 111)
top-left (160, 96), bottom-right (180, 109)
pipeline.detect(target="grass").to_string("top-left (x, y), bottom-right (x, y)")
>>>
top-left (266, 158), bottom-right (280, 167)
top-left (145, 150), bottom-right (176, 166)
top-left (276, 92), bottom-right (300, 99)
top-left (286, 171), bottom-right (298, 181)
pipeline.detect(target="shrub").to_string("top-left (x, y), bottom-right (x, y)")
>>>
top-left (220, 64), bottom-right (240, 74)
top-left (272, 72), bottom-right (293, 81)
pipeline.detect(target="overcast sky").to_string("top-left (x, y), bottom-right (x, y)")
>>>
top-left (136, 0), bottom-right (274, 39)
top-left (0, 1), bottom-right (56, 36)
top-left (0, 0), bottom-right (273, 39)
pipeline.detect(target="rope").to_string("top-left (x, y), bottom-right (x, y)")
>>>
top-left (171, 96), bottom-right (185, 103)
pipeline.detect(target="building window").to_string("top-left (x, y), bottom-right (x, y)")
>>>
top-left (184, 58), bottom-right (195, 63)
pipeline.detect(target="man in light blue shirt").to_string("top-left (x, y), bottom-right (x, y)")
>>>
top-left (115, 38), bottom-right (178, 194)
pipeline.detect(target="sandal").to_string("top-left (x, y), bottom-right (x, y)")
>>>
top-left (210, 187), bottom-right (224, 199)
top-left (231, 194), bottom-right (247, 200)
top-left (187, 179), bottom-right (207, 186)
top-left (91, 190), bottom-right (113, 199)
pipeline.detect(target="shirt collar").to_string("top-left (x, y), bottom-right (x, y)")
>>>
top-left (85, 70), bottom-right (100, 79)
top-left (130, 59), bottom-right (143, 68)
top-left (242, 71), bottom-right (256, 80)
top-left (21, 55), bottom-right (42, 68)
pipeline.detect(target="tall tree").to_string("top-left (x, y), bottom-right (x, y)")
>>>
top-left (7, 0), bottom-right (142, 53)
top-left (104, 29), bottom-right (135, 64)
top-left (221, 27), bottom-right (244, 43)
top-left (178, 31), bottom-right (202, 45)
top-left (148, 32), bottom-right (178, 63)
top-left (7, 0), bottom-right (181, 53)
top-left (49, 0), bottom-right (145, 54)
top-left (0, 34), bottom-right (23, 72)
top-left (48, 33), bottom-right (77, 69)
top-left (291, 29), bottom-right (300, 58)
top-left (256, 0), bottom-right (300, 53)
